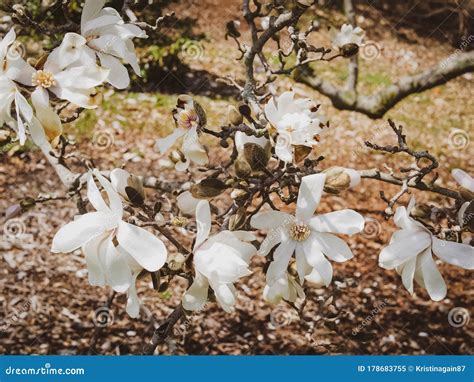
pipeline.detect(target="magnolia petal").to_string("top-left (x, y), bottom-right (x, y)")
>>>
top-left (126, 271), bottom-right (141, 318)
top-left (98, 52), bottom-right (130, 89)
top-left (266, 240), bottom-right (296, 283)
top-left (295, 243), bottom-right (311, 283)
top-left (400, 256), bottom-right (417, 295)
top-left (452, 168), bottom-right (474, 192)
top-left (309, 209), bottom-right (365, 235)
top-left (176, 191), bottom-right (200, 215)
top-left (295, 173), bottom-right (326, 222)
top-left (52, 33), bottom-right (87, 69)
top-left (182, 271), bottom-right (209, 311)
top-left (182, 127), bottom-right (208, 165)
top-left (432, 237), bottom-right (474, 269)
top-left (93, 170), bottom-right (123, 215)
top-left (28, 117), bottom-right (52, 152)
top-left (82, 232), bottom-right (109, 286)
top-left (110, 168), bottom-right (130, 197)
top-left (81, 0), bottom-right (107, 34)
top-left (234, 130), bottom-right (268, 152)
top-left (51, 212), bottom-right (116, 253)
top-left (195, 200), bottom-right (211, 249)
top-left (305, 269), bottom-right (325, 287)
top-left (209, 280), bottom-right (236, 312)
top-left (393, 206), bottom-right (425, 231)
top-left (31, 88), bottom-right (62, 143)
top-left (117, 221), bottom-right (167, 272)
top-left (312, 232), bottom-right (354, 262)
top-left (275, 142), bottom-right (293, 163)
top-left (418, 249), bottom-right (447, 301)
top-left (86, 172), bottom-right (109, 212)
top-left (251, 210), bottom-right (292, 230)
top-left (379, 229), bottom-right (431, 269)
top-left (155, 128), bottom-right (187, 153)
top-left (302, 236), bottom-right (333, 286)
top-left (276, 91), bottom-right (295, 115)
top-left (264, 97), bottom-right (278, 126)
top-left (54, 65), bottom-right (109, 89)
top-left (346, 168), bottom-right (361, 188)
top-left (105, 244), bottom-right (133, 293)
top-left (258, 227), bottom-right (286, 257)
top-left (5, 55), bottom-right (35, 86)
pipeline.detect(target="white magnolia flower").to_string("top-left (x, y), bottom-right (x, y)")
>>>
top-left (80, 0), bottom-right (147, 89)
top-left (379, 197), bottom-right (474, 301)
top-left (452, 168), bottom-right (474, 227)
top-left (183, 200), bottom-right (257, 312)
top-left (264, 91), bottom-right (325, 162)
top-left (155, 95), bottom-right (208, 171)
top-left (51, 170), bottom-right (167, 317)
top-left (263, 272), bottom-right (305, 304)
top-left (0, 28), bottom-right (34, 144)
top-left (330, 24), bottom-right (365, 49)
top-left (177, 191), bottom-right (201, 215)
top-left (251, 173), bottom-right (364, 287)
top-left (110, 168), bottom-right (145, 202)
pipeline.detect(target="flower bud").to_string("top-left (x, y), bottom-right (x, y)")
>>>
top-left (228, 105), bottom-right (243, 126)
top-left (228, 207), bottom-right (247, 231)
top-left (234, 156), bottom-right (252, 178)
top-left (243, 142), bottom-right (270, 171)
top-left (168, 253), bottom-right (186, 271)
top-left (171, 216), bottom-right (188, 227)
top-left (190, 178), bottom-right (227, 199)
top-left (323, 166), bottom-right (360, 194)
top-left (341, 43), bottom-right (359, 57)
top-left (458, 186), bottom-right (474, 201)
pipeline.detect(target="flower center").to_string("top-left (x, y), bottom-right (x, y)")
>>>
top-left (289, 222), bottom-right (311, 242)
top-left (32, 70), bottom-right (56, 88)
top-left (177, 109), bottom-right (199, 129)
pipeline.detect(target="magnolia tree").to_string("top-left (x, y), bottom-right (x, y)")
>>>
top-left (1, 0), bottom-right (473, 354)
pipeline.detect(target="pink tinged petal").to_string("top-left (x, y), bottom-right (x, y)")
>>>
top-left (266, 240), bottom-right (296, 284)
top-left (86, 172), bottom-right (109, 212)
top-left (312, 232), bottom-right (354, 262)
top-left (295, 173), bottom-right (326, 222)
top-left (51, 211), bottom-right (116, 253)
top-left (126, 271), bottom-right (141, 318)
top-left (251, 210), bottom-right (293, 230)
top-left (182, 271), bottom-right (209, 311)
top-left (194, 200), bottom-right (211, 249)
top-left (105, 244), bottom-right (133, 293)
top-left (98, 52), bottom-right (130, 89)
top-left (379, 229), bottom-right (431, 269)
top-left (209, 279), bottom-right (236, 312)
top-left (182, 127), bottom-right (208, 165)
top-left (82, 232), bottom-right (110, 286)
top-left (81, 0), bottom-right (107, 34)
top-left (432, 237), bottom-right (474, 269)
top-left (418, 249), bottom-right (447, 301)
top-left (154, 127), bottom-right (186, 153)
top-left (400, 256), bottom-right (417, 295)
top-left (452, 168), bottom-right (474, 192)
top-left (309, 209), bottom-right (365, 235)
top-left (176, 190), bottom-right (200, 215)
top-left (93, 170), bottom-right (123, 215)
top-left (302, 236), bottom-right (333, 286)
top-left (117, 221), bottom-right (167, 272)
top-left (295, 243), bottom-right (311, 283)
top-left (275, 143), bottom-right (293, 163)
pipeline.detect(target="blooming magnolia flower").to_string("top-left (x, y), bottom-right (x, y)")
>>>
top-left (183, 200), bottom-right (257, 312)
top-left (264, 91), bottom-right (325, 162)
top-left (379, 197), bottom-right (474, 301)
top-left (155, 95), bottom-right (208, 171)
top-left (251, 173), bottom-right (364, 287)
top-left (330, 24), bottom-right (365, 50)
top-left (263, 272), bottom-right (305, 304)
top-left (451, 168), bottom-right (474, 227)
top-left (51, 170), bottom-right (167, 317)
top-left (0, 29), bottom-right (34, 144)
top-left (78, 0), bottom-right (147, 89)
